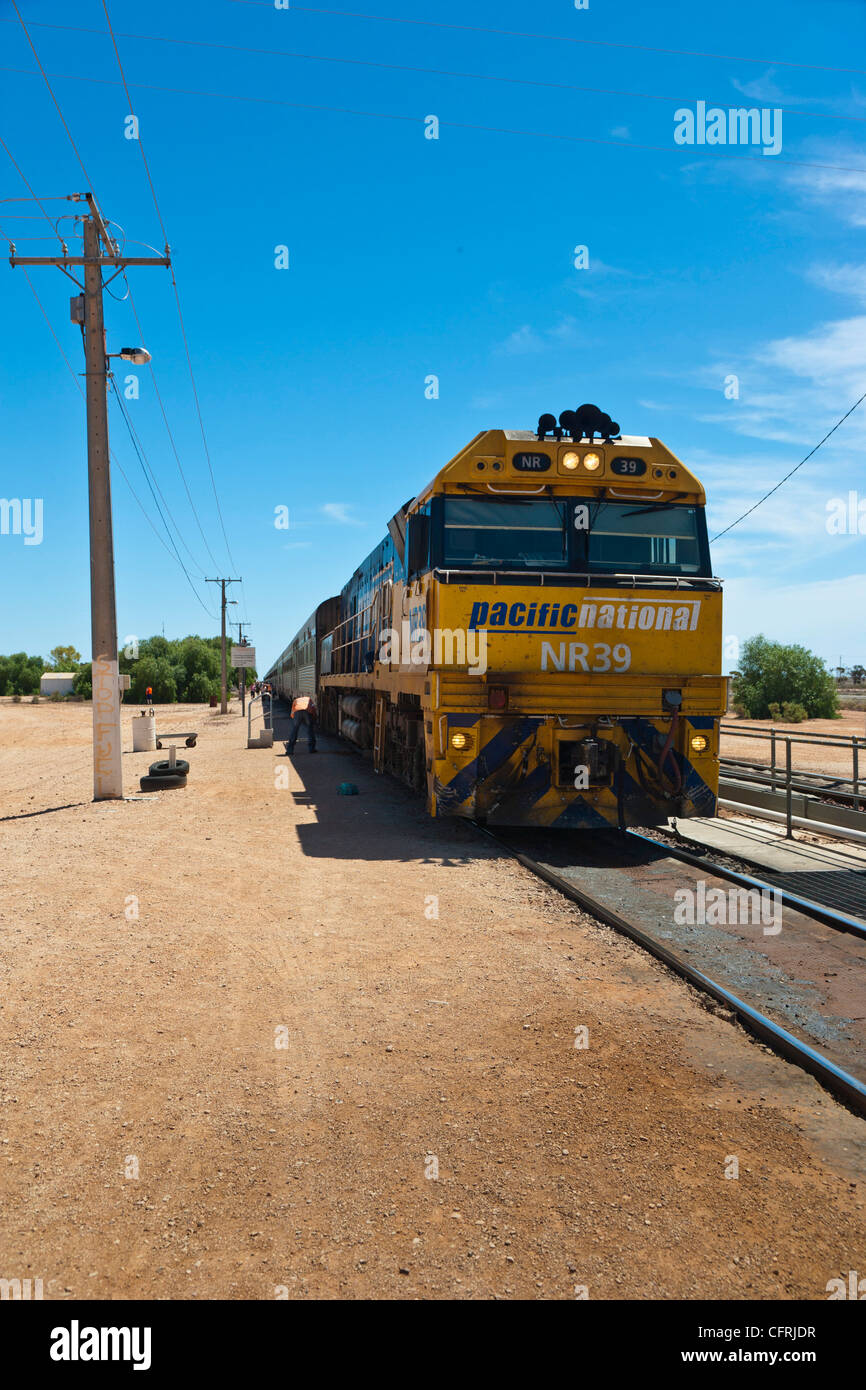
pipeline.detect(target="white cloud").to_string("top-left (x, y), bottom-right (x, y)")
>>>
top-left (782, 138), bottom-right (866, 228)
top-left (498, 324), bottom-right (545, 355)
top-left (729, 67), bottom-right (866, 114)
top-left (321, 502), bottom-right (363, 526)
top-left (496, 317), bottom-right (580, 355)
top-left (722, 573), bottom-right (866, 667)
top-left (804, 260), bottom-right (866, 305)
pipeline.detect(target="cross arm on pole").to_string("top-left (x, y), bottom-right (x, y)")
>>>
top-left (9, 256), bottom-right (171, 267)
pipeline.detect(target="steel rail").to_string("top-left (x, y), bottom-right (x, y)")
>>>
top-left (623, 828), bottom-right (866, 938)
top-left (478, 824), bottom-right (866, 1117)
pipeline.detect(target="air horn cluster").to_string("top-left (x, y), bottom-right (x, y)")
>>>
top-left (537, 404), bottom-right (621, 443)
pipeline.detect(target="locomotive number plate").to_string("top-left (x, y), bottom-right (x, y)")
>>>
top-left (513, 452), bottom-right (551, 472)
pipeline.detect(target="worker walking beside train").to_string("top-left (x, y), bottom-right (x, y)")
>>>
top-left (285, 694), bottom-right (318, 754)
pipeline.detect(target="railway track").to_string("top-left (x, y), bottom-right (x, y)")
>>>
top-left (479, 823), bottom-right (866, 1118)
top-left (633, 825), bottom-right (866, 937)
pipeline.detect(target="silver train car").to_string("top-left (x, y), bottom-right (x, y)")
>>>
top-left (267, 598), bottom-right (339, 703)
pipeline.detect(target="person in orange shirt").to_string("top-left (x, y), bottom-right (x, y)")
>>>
top-left (285, 693), bottom-right (317, 754)
top-left (145, 685), bottom-right (153, 705)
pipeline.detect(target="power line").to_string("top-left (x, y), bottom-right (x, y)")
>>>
top-left (0, 136), bottom-right (66, 246)
top-left (710, 389), bottom-right (866, 542)
top-left (9, 7), bottom-right (234, 614)
top-left (226, 2), bottom-right (866, 77)
top-left (14, 258), bottom-right (214, 595)
top-left (2, 18), bottom-right (863, 127)
top-left (108, 378), bottom-right (208, 581)
top-left (100, 0), bottom-right (243, 592)
top-left (10, 1), bottom-right (99, 194)
top-left (125, 283), bottom-right (222, 572)
top-left (7, 11), bottom-right (222, 578)
top-left (4, 65), bottom-right (865, 175)
top-left (2, 131), bottom-right (216, 619)
top-left (110, 386), bottom-right (218, 617)
top-left (99, 0), bottom-right (168, 249)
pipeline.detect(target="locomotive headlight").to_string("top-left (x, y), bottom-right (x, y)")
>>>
top-left (690, 735), bottom-right (708, 753)
top-left (450, 731), bottom-right (468, 751)
top-left (583, 452), bottom-right (601, 471)
top-left (562, 451), bottom-right (580, 470)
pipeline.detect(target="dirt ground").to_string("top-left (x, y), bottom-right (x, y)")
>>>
top-left (722, 711), bottom-right (866, 780)
top-left (1, 698), bottom-right (864, 1301)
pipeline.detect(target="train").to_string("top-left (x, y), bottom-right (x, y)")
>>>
top-left (265, 407), bottom-right (726, 828)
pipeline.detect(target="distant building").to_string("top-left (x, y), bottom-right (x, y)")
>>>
top-left (40, 672), bottom-right (76, 696)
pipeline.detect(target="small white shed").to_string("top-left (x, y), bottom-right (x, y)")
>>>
top-left (40, 672), bottom-right (76, 696)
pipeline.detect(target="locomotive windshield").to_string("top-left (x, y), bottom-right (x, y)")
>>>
top-left (585, 501), bottom-right (707, 576)
top-left (443, 498), bottom-right (569, 569)
top-left (438, 496), bottom-right (711, 577)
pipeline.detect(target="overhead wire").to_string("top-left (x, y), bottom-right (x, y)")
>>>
top-left (110, 386), bottom-right (219, 617)
top-left (710, 389), bottom-right (866, 541)
top-left (10, 3), bottom-right (230, 611)
top-left (125, 284), bottom-right (221, 572)
top-left (107, 374), bottom-right (209, 581)
top-left (0, 18), bottom-right (863, 126)
top-left (100, 0), bottom-right (245, 622)
top-left (10, 1), bottom-right (99, 192)
top-left (4, 64), bottom-right (864, 175)
top-left (0, 135), bottom-right (67, 245)
top-left (15, 257), bottom-right (215, 608)
top-left (224, 2), bottom-right (866, 77)
top-left (2, 60), bottom-right (218, 620)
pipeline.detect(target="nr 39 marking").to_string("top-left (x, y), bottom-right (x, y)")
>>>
top-left (541, 642), bottom-right (631, 672)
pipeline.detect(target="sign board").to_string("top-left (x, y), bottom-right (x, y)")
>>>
top-left (231, 645), bottom-right (256, 668)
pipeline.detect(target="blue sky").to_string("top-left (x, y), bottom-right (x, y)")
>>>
top-left (1, 0), bottom-right (865, 675)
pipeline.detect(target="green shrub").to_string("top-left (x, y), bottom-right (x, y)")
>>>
top-left (781, 701), bottom-right (808, 723)
top-left (732, 636), bottom-right (838, 720)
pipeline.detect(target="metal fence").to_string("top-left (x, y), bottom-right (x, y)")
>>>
top-left (719, 722), bottom-right (866, 836)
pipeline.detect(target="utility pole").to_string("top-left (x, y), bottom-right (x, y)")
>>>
top-left (206, 578), bottom-right (240, 714)
top-left (232, 620), bottom-right (251, 716)
top-left (10, 193), bottom-right (170, 800)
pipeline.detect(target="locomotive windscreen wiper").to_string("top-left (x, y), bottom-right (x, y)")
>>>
top-left (620, 495), bottom-right (687, 517)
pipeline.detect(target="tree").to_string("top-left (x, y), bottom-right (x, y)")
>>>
top-left (128, 654), bottom-right (177, 704)
top-left (732, 635), bottom-right (839, 720)
top-left (851, 665), bottom-right (865, 687)
top-left (48, 644), bottom-right (82, 671)
top-left (73, 666), bottom-right (92, 700)
top-left (0, 651), bottom-right (45, 696)
top-left (64, 633), bottom-right (244, 703)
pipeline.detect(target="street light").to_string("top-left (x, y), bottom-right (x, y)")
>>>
top-left (112, 347), bottom-right (152, 365)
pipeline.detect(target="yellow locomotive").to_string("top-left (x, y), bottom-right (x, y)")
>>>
top-left (266, 407), bottom-right (725, 828)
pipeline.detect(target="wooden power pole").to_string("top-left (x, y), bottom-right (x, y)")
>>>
top-left (206, 578), bottom-right (240, 714)
top-left (10, 194), bottom-right (170, 799)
